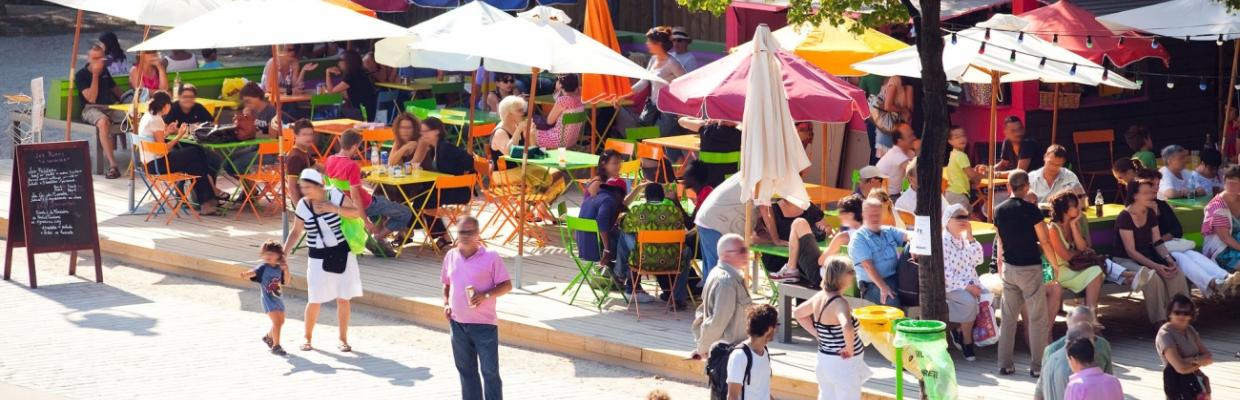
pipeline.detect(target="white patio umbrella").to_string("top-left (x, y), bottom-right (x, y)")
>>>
top-left (373, 0), bottom-right (515, 70)
top-left (46, 0), bottom-right (231, 140)
top-left (408, 5), bottom-right (664, 290)
top-left (129, 0), bottom-right (408, 51)
top-left (1099, 0), bottom-right (1240, 155)
top-left (739, 24), bottom-right (813, 210)
top-left (854, 14), bottom-right (1139, 216)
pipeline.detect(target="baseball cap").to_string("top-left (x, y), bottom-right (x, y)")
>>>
top-left (859, 166), bottom-right (886, 181)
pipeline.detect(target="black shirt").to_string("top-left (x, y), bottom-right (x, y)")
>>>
top-left (1155, 199), bottom-right (1183, 239)
top-left (699, 123), bottom-right (742, 187)
top-left (74, 66), bottom-right (119, 105)
top-left (1000, 137), bottom-right (1043, 172)
top-left (164, 103), bottom-right (214, 126)
top-left (343, 71), bottom-right (378, 118)
top-left (773, 202), bottom-right (827, 241)
top-left (993, 196), bottom-right (1045, 266)
top-left (1116, 207), bottom-right (1166, 264)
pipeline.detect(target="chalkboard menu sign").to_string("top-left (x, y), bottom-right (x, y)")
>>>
top-left (4, 141), bottom-right (102, 288)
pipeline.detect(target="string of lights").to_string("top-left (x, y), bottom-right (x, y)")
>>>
top-left (940, 22), bottom-right (1239, 46)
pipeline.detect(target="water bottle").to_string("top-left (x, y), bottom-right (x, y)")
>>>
top-left (1094, 190), bottom-right (1103, 218)
top-left (380, 150), bottom-right (389, 167)
top-left (557, 147), bottom-right (568, 169)
top-left (370, 146), bottom-right (380, 167)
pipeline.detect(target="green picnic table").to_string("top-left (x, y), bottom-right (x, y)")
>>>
top-left (503, 150), bottom-right (599, 171)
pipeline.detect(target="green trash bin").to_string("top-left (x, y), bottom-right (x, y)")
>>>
top-left (893, 320), bottom-right (957, 400)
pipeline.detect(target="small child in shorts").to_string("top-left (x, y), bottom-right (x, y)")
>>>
top-left (241, 240), bottom-right (289, 355)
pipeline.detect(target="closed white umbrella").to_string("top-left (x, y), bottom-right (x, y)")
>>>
top-left (373, 0), bottom-right (515, 70)
top-left (129, 0), bottom-right (409, 51)
top-left (46, 0), bottom-right (231, 27)
top-left (739, 24), bottom-right (812, 209)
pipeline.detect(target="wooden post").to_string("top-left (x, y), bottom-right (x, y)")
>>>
top-left (63, 10), bottom-right (83, 141)
top-left (987, 72), bottom-right (999, 218)
top-left (1050, 82), bottom-right (1060, 145)
top-left (272, 45), bottom-right (287, 240)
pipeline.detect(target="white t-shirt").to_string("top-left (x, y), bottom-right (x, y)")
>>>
top-left (1158, 166), bottom-right (1191, 200)
top-left (695, 175), bottom-right (746, 235)
top-left (137, 112), bottom-right (167, 162)
top-left (725, 344), bottom-right (771, 400)
top-left (876, 148), bottom-right (911, 194)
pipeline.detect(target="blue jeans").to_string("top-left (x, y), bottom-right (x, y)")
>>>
top-left (450, 320), bottom-right (502, 400)
top-left (859, 275), bottom-right (902, 307)
top-left (698, 227), bottom-right (723, 283)
top-left (365, 196), bottom-right (412, 232)
top-left (614, 233), bottom-right (689, 302)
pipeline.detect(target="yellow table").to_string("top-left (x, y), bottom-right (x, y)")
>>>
top-left (377, 81), bottom-right (433, 92)
top-left (363, 166), bottom-right (450, 258)
top-left (108, 98), bottom-right (238, 117)
top-left (803, 183), bottom-right (854, 207)
top-left (642, 134), bottom-right (701, 152)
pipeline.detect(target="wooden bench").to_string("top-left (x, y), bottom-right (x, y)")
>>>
top-left (776, 282), bottom-right (819, 344)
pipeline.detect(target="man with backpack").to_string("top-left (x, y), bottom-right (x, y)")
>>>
top-left (706, 304), bottom-right (778, 400)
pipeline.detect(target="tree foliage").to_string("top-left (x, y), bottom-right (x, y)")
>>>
top-left (675, 0), bottom-right (910, 32)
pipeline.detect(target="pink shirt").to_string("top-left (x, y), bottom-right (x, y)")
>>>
top-left (1064, 367), bottom-right (1123, 400)
top-left (324, 155), bottom-right (372, 209)
top-left (440, 247), bottom-right (510, 325)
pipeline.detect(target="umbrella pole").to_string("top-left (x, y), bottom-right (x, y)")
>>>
top-left (516, 67), bottom-right (542, 290)
top-left (64, 10), bottom-right (82, 141)
top-left (271, 45), bottom-right (288, 241)
top-left (819, 124), bottom-right (827, 188)
top-left (1051, 83), bottom-right (1060, 146)
top-left (465, 65), bottom-right (480, 152)
top-left (987, 72), bottom-right (999, 219)
top-left (1225, 40), bottom-right (1239, 161)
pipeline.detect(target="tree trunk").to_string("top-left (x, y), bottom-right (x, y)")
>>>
top-left (902, 0), bottom-right (949, 323)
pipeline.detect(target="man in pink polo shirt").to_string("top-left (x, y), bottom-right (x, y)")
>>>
top-left (441, 215), bottom-right (512, 400)
top-left (1064, 338), bottom-right (1123, 400)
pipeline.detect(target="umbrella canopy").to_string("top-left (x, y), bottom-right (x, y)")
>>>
top-left (45, 0), bottom-right (230, 27)
top-left (351, 0), bottom-right (408, 13)
top-left (1098, 0), bottom-right (1240, 41)
top-left (1021, 0), bottom-right (1168, 68)
top-left (853, 14), bottom-right (1139, 89)
top-left (128, 0), bottom-right (409, 51)
top-left (768, 17), bottom-right (909, 76)
top-left (409, 6), bottom-right (662, 80)
top-left (374, 0), bottom-right (514, 69)
top-left (411, 0), bottom-right (576, 10)
top-left (738, 24), bottom-right (812, 208)
top-left (581, 0), bottom-right (632, 99)
top-left (325, 0), bottom-right (376, 17)
top-left (657, 27), bottom-right (870, 123)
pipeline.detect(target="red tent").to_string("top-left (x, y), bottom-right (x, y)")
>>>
top-left (1022, 0), bottom-right (1169, 68)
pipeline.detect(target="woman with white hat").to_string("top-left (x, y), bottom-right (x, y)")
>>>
top-left (281, 169), bottom-right (365, 353)
top-left (941, 203), bottom-right (984, 361)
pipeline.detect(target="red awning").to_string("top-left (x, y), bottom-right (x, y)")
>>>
top-left (1021, 0), bottom-right (1170, 68)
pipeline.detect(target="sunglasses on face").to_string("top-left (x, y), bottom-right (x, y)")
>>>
top-left (498, 78), bottom-right (514, 83)
top-left (951, 215), bottom-right (969, 221)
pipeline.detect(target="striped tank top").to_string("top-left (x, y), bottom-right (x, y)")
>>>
top-left (294, 189), bottom-right (347, 249)
top-left (813, 295), bottom-right (865, 356)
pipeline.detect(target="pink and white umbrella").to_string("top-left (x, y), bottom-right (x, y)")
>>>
top-left (655, 31), bottom-right (869, 123)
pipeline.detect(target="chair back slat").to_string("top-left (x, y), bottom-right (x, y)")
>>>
top-left (435, 173), bottom-right (477, 189)
top-left (1073, 129), bottom-right (1113, 145)
top-left (636, 142), bottom-right (664, 160)
top-left (699, 151), bottom-right (740, 164)
top-left (566, 216), bottom-right (599, 233)
top-left (471, 123), bottom-right (498, 138)
top-left (604, 139), bottom-right (636, 156)
top-left (637, 229), bottom-right (686, 245)
top-left (561, 111), bottom-right (588, 125)
top-left (624, 126), bottom-right (660, 142)
top-left (310, 93), bottom-right (343, 106)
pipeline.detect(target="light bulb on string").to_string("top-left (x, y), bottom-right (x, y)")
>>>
top-left (1086, 35), bottom-right (1094, 48)
top-left (1200, 77), bottom-right (1208, 91)
top-left (1136, 79), bottom-right (1144, 87)
top-left (1039, 57), bottom-right (1047, 69)
top-left (1151, 38), bottom-right (1159, 49)
top-left (1219, 34), bottom-right (1226, 46)
top-left (951, 32), bottom-right (957, 45)
top-left (1009, 49), bottom-right (1017, 62)
top-left (1018, 31), bottom-right (1024, 43)
top-left (1052, 33), bottom-right (1059, 44)
top-left (1070, 63), bottom-right (1077, 76)
top-left (985, 28), bottom-right (991, 40)
top-left (1118, 36), bottom-right (1125, 47)
top-left (1166, 77), bottom-right (1175, 89)
top-left (978, 42), bottom-right (986, 54)
top-left (1102, 69), bottom-right (1109, 81)
top-left (1235, 83), bottom-right (1240, 91)
top-left (909, 25), bottom-right (916, 37)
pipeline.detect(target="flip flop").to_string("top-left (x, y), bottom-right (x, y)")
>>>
top-left (300, 342), bottom-right (313, 351)
top-left (338, 343), bottom-right (352, 353)
top-left (105, 167), bottom-right (121, 179)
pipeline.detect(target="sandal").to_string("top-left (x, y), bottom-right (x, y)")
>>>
top-left (998, 367), bottom-right (1015, 376)
top-left (300, 342), bottom-right (313, 351)
top-left (262, 335), bottom-right (273, 349)
top-left (271, 345), bottom-right (287, 356)
top-left (105, 167), bottom-right (121, 179)
top-left (338, 343), bottom-right (352, 353)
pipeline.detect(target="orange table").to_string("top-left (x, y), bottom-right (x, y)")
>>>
top-left (269, 93), bottom-right (312, 103)
top-left (803, 183), bottom-right (853, 206)
top-left (642, 134), bottom-right (701, 152)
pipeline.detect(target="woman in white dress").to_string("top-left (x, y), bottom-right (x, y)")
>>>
top-left (282, 169), bottom-right (365, 352)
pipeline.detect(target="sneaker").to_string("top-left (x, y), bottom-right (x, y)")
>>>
top-left (634, 291), bottom-right (656, 303)
top-left (1131, 267), bottom-right (1156, 292)
top-left (769, 265), bottom-right (800, 283)
top-left (962, 344), bottom-right (976, 361)
top-left (271, 345), bottom-right (287, 356)
top-left (950, 330), bottom-right (965, 351)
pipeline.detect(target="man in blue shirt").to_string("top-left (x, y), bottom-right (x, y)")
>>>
top-left (577, 181), bottom-right (626, 267)
top-left (849, 196), bottom-right (908, 306)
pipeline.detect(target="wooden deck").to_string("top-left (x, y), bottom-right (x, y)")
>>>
top-left (3, 161), bottom-right (1240, 399)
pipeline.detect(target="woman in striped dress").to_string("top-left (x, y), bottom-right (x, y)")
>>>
top-left (793, 256), bottom-right (872, 400)
top-left (282, 169), bottom-right (365, 353)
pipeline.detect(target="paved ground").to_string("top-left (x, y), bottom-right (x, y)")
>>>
top-left (0, 245), bottom-right (708, 399)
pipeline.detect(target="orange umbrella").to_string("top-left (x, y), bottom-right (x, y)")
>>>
top-left (325, 0), bottom-right (376, 17)
top-left (581, 0), bottom-right (630, 100)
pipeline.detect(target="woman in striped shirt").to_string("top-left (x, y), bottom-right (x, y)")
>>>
top-left (281, 169), bottom-right (366, 353)
top-left (793, 256), bottom-right (871, 400)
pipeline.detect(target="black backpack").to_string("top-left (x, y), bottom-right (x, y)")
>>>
top-left (705, 341), bottom-right (753, 400)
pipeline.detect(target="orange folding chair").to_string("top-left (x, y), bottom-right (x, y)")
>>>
top-left (636, 142), bottom-right (670, 182)
top-left (632, 229), bottom-right (687, 320)
top-left (360, 128), bottom-right (395, 165)
top-left (138, 141), bottom-right (203, 225)
top-left (468, 122), bottom-right (498, 158)
top-left (419, 173), bottom-right (478, 254)
top-left (236, 140), bottom-right (287, 222)
top-left (603, 139), bottom-right (636, 158)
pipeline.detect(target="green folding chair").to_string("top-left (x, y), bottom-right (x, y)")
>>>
top-left (404, 98), bottom-right (436, 119)
top-left (309, 93), bottom-right (344, 120)
top-left (623, 126), bottom-right (660, 143)
top-left (431, 82), bottom-right (465, 106)
top-left (559, 111), bottom-right (588, 148)
top-left (556, 202), bottom-right (623, 309)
